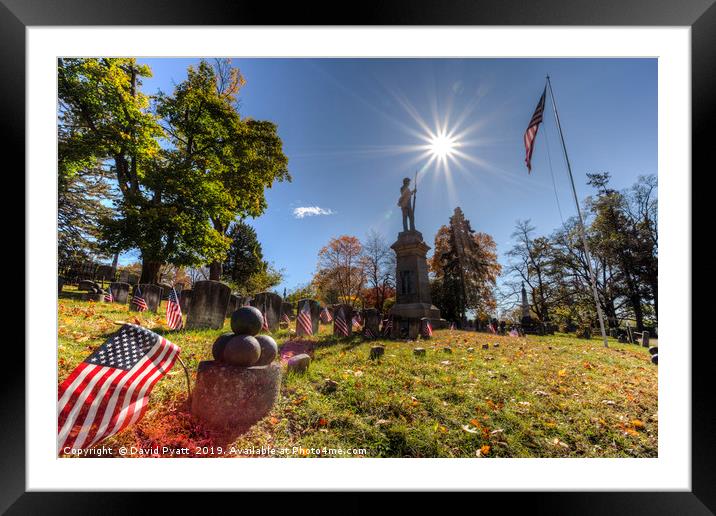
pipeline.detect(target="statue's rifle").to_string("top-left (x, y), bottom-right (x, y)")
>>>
top-left (412, 170), bottom-right (417, 213)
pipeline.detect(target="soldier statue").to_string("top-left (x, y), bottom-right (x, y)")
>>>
top-left (398, 177), bottom-right (416, 232)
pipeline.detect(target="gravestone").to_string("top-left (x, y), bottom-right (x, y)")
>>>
top-left (127, 273), bottom-right (140, 285)
top-left (362, 308), bottom-right (381, 337)
top-left (287, 353), bottom-right (311, 373)
top-left (180, 289), bottom-right (192, 315)
top-left (109, 282), bottom-right (130, 304)
top-left (130, 284), bottom-right (162, 312)
top-left (118, 270), bottom-right (129, 283)
top-left (191, 361), bottom-right (281, 432)
top-left (296, 298), bottom-right (320, 335)
top-left (158, 283), bottom-right (173, 299)
top-left (333, 304), bottom-right (354, 337)
top-left (641, 330), bottom-right (650, 348)
top-left (58, 277), bottom-right (64, 295)
top-left (185, 281), bottom-right (230, 330)
top-left (78, 280), bottom-right (102, 293)
top-left (250, 292), bottom-right (283, 332)
top-left (226, 294), bottom-right (240, 317)
top-left (281, 301), bottom-right (295, 320)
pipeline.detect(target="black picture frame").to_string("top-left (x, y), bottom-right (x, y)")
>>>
top-left (7, 0), bottom-right (713, 513)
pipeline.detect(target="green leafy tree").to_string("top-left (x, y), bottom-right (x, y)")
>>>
top-left (222, 220), bottom-right (268, 292)
top-left (157, 59), bottom-right (290, 281)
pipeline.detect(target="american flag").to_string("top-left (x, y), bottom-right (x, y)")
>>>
top-left (449, 322), bottom-right (457, 331)
top-left (57, 324), bottom-right (180, 453)
top-left (131, 286), bottom-right (148, 312)
top-left (320, 307), bottom-right (333, 323)
top-left (363, 326), bottom-right (376, 339)
top-left (297, 301), bottom-right (313, 335)
top-left (334, 308), bottom-right (349, 337)
top-left (509, 328), bottom-right (519, 337)
top-left (352, 315), bottom-right (362, 330)
top-left (488, 323), bottom-right (497, 334)
top-left (166, 288), bottom-right (183, 330)
top-left (524, 87), bottom-right (546, 173)
top-left (381, 317), bottom-right (392, 337)
top-left (261, 307), bottom-right (270, 332)
top-left (281, 312), bottom-right (291, 325)
top-left (103, 289), bottom-right (113, 303)
top-left (422, 319), bottom-right (433, 338)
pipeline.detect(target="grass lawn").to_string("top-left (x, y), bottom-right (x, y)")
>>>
top-left (58, 291), bottom-right (658, 458)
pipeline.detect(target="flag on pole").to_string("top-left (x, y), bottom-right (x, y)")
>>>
top-left (104, 289), bottom-right (113, 303)
top-left (297, 301), bottom-right (313, 336)
top-left (320, 307), bottom-right (333, 323)
top-left (57, 324), bottom-right (180, 453)
top-left (422, 319), bottom-right (433, 338)
top-left (363, 326), bottom-right (376, 339)
top-left (166, 288), bottom-right (183, 330)
top-left (334, 308), bottom-right (349, 337)
top-left (381, 316), bottom-right (393, 337)
top-left (261, 305), bottom-right (270, 332)
top-left (524, 87), bottom-right (546, 173)
top-left (131, 286), bottom-right (148, 312)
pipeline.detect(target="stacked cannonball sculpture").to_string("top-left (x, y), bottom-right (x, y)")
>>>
top-left (211, 306), bottom-right (278, 367)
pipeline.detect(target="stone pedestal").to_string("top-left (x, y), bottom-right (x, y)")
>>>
top-left (185, 281), bottom-right (230, 330)
top-left (250, 292), bottom-right (283, 332)
top-left (130, 284), bottom-right (162, 312)
top-left (191, 361), bottom-right (281, 431)
top-left (109, 282), bottom-right (130, 304)
top-left (389, 230), bottom-right (441, 339)
top-left (180, 289), bottom-right (192, 315)
top-left (296, 298), bottom-right (320, 335)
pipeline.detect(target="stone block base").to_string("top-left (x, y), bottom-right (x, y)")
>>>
top-left (191, 361), bottom-right (281, 432)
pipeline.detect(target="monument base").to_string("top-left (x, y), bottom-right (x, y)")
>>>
top-left (191, 361), bottom-right (281, 433)
top-left (390, 303), bottom-right (442, 339)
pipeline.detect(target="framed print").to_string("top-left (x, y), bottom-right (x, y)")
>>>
top-left (8, 0), bottom-right (714, 512)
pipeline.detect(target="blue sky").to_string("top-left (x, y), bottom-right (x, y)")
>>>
top-left (129, 58), bottom-right (657, 296)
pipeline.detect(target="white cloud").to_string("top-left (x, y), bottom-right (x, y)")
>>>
top-left (293, 206), bottom-right (335, 219)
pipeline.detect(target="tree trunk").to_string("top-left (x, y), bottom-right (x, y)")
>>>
top-left (209, 260), bottom-right (222, 281)
top-left (140, 259), bottom-right (162, 284)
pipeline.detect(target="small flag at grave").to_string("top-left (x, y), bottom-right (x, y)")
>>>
top-left (422, 320), bottom-right (433, 338)
top-left (57, 324), bottom-right (180, 453)
top-left (131, 286), bottom-right (148, 312)
top-left (449, 322), bottom-right (456, 331)
top-left (363, 326), bottom-right (376, 339)
top-left (281, 312), bottom-right (291, 325)
top-left (261, 308), bottom-right (270, 332)
top-left (334, 309), bottom-right (349, 337)
top-left (297, 301), bottom-right (313, 336)
top-left (166, 287), bottom-right (183, 330)
top-left (320, 307), bottom-right (333, 323)
top-left (381, 317), bottom-right (393, 337)
top-left (104, 290), bottom-right (113, 303)
top-left (352, 315), bottom-right (362, 330)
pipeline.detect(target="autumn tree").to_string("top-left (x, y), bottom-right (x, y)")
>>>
top-left (313, 235), bottom-right (365, 307)
top-left (360, 230), bottom-right (395, 312)
top-left (430, 208), bottom-right (501, 323)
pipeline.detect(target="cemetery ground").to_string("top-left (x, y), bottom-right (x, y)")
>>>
top-left (58, 291), bottom-right (658, 458)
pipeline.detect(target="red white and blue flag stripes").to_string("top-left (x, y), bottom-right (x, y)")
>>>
top-left (297, 301), bottom-right (313, 336)
top-left (166, 288), bottom-right (183, 330)
top-left (57, 324), bottom-right (180, 453)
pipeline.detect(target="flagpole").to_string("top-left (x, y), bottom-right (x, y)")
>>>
top-left (545, 75), bottom-right (609, 348)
